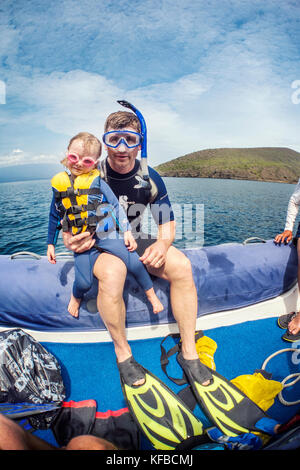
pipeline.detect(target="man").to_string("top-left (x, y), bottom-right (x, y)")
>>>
top-left (63, 109), bottom-right (209, 386)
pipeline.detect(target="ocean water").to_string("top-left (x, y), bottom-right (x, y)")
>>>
top-left (0, 177), bottom-right (296, 255)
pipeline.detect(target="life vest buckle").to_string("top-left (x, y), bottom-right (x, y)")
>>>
top-left (69, 204), bottom-right (82, 214)
top-left (72, 217), bottom-right (86, 228)
top-left (66, 187), bottom-right (79, 197)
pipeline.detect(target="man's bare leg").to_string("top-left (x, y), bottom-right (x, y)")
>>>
top-left (65, 435), bottom-right (117, 450)
top-left (0, 414), bottom-right (57, 450)
top-left (93, 253), bottom-right (129, 361)
top-left (147, 246), bottom-right (210, 386)
top-left (93, 253), bottom-right (145, 385)
top-left (0, 414), bottom-right (117, 450)
top-left (147, 246), bottom-right (198, 359)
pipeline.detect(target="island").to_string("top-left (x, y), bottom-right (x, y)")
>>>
top-left (154, 147), bottom-right (300, 184)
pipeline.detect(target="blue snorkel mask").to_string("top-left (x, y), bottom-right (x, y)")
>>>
top-left (117, 100), bottom-right (151, 190)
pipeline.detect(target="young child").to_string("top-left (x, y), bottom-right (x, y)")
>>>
top-left (47, 132), bottom-right (163, 317)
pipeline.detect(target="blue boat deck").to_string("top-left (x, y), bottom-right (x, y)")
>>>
top-left (34, 317), bottom-right (300, 449)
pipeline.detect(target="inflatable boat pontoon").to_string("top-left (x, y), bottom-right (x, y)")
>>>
top-left (0, 239), bottom-right (298, 343)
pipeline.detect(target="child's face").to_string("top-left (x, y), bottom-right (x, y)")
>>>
top-left (67, 139), bottom-right (99, 177)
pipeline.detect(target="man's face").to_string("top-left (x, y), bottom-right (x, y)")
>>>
top-left (104, 126), bottom-right (141, 173)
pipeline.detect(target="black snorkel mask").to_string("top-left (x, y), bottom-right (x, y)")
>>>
top-left (117, 100), bottom-right (151, 191)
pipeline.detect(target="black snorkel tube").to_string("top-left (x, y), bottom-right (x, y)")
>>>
top-left (117, 100), bottom-right (151, 191)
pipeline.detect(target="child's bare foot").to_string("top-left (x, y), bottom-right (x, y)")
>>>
top-left (68, 294), bottom-right (81, 318)
top-left (145, 288), bottom-right (164, 314)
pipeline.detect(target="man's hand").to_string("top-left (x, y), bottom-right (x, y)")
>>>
top-left (124, 231), bottom-right (137, 252)
top-left (274, 230), bottom-right (293, 245)
top-left (62, 231), bottom-right (96, 253)
top-left (139, 240), bottom-right (168, 268)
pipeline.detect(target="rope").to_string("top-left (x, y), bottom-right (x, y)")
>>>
top-left (261, 348), bottom-right (300, 406)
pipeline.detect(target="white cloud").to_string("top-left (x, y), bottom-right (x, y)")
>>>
top-left (0, 149), bottom-right (60, 168)
top-left (0, 24), bottom-right (19, 62)
top-left (3, 60), bottom-right (300, 168)
top-left (1, 0), bottom-right (300, 167)
top-left (10, 70), bottom-right (121, 133)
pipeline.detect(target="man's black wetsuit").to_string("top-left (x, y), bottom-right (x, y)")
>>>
top-left (102, 158), bottom-right (175, 256)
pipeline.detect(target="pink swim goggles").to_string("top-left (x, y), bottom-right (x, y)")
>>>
top-left (67, 153), bottom-right (99, 168)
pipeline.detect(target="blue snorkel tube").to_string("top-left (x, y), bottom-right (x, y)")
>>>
top-left (117, 100), bottom-right (151, 190)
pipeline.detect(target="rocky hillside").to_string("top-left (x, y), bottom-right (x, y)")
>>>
top-left (155, 147), bottom-right (300, 183)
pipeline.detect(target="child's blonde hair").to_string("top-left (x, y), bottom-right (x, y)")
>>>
top-left (61, 132), bottom-right (102, 167)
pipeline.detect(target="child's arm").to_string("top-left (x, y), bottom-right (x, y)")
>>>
top-left (47, 190), bottom-right (62, 255)
top-left (47, 244), bottom-right (56, 264)
top-left (124, 230), bottom-right (137, 252)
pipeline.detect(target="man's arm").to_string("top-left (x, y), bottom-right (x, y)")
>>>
top-left (139, 168), bottom-right (176, 268)
top-left (157, 219), bottom-right (176, 248)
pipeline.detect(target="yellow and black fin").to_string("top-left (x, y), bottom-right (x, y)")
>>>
top-left (177, 352), bottom-right (269, 437)
top-left (118, 358), bottom-right (204, 450)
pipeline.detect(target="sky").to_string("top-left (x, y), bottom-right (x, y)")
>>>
top-left (0, 0), bottom-right (300, 168)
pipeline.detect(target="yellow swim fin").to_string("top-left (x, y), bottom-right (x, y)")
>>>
top-left (118, 356), bottom-right (205, 450)
top-left (177, 353), bottom-right (270, 437)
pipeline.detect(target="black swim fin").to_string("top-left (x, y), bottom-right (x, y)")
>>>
top-left (160, 334), bottom-right (272, 438)
top-left (118, 357), bottom-right (207, 450)
top-left (176, 352), bottom-right (270, 437)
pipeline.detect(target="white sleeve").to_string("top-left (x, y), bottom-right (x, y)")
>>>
top-left (284, 179), bottom-right (300, 231)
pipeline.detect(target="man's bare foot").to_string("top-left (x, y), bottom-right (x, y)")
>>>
top-left (145, 288), bottom-right (164, 314)
top-left (288, 311), bottom-right (300, 335)
top-left (68, 294), bottom-right (81, 318)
